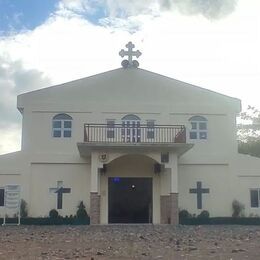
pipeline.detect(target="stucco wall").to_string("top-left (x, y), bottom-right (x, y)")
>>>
top-left (30, 163), bottom-right (90, 217)
top-left (178, 164), bottom-right (233, 217)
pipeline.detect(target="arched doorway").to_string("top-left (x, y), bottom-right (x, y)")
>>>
top-left (108, 177), bottom-right (152, 223)
top-left (102, 154), bottom-right (158, 224)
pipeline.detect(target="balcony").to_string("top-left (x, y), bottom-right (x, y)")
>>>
top-left (77, 123), bottom-right (193, 157)
top-left (83, 124), bottom-right (186, 144)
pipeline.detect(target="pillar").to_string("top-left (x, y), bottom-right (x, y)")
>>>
top-left (90, 192), bottom-right (100, 224)
top-left (90, 152), bottom-right (101, 224)
top-left (160, 152), bottom-right (179, 225)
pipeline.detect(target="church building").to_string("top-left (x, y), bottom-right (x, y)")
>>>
top-left (0, 42), bottom-right (260, 224)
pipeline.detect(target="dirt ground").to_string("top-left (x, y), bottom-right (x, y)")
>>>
top-left (0, 225), bottom-right (260, 259)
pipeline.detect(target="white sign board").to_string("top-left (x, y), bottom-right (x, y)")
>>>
top-left (5, 185), bottom-right (21, 209)
top-left (2, 185), bottom-right (21, 226)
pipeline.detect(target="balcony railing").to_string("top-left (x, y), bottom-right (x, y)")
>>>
top-left (83, 124), bottom-right (186, 144)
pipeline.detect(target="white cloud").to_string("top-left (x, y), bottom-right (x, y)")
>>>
top-left (0, 125), bottom-right (21, 155)
top-left (0, 0), bottom-right (259, 154)
top-left (59, 0), bottom-right (238, 19)
top-left (0, 55), bottom-right (50, 154)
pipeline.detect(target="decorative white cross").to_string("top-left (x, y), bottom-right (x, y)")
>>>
top-left (119, 42), bottom-right (142, 67)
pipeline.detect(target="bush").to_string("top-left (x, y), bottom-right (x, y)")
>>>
top-left (198, 210), bottom-right (210, 219)
top-left (179, 209), bottom-right (191, 223)
top-left (232, 200), bottom-right (245, 217)
top-left (76, 201), bottom-right (89, 219)
top-left (20, 199), bottom-right (28, 218)
top-left (49, 209), bottom-right (59, 219)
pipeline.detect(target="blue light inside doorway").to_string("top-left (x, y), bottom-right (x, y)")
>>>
top-left (113, 177), bottom-right (120, 183)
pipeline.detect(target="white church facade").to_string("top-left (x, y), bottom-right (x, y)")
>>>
top-left (1, 42), bottom-right (260, 224)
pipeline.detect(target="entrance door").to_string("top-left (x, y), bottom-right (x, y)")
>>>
top-left (108, 177), bottom-right (153, 223)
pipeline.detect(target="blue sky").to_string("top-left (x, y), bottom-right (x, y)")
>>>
top-left (0, 0), bottom-right (259, 154)
top-left (0, 0), bottom-right (58, 34)
top-left (0, 0), bottom-right (107, 35)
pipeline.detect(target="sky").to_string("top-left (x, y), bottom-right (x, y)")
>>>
top-left (0, 0), bottom-right (259, 154)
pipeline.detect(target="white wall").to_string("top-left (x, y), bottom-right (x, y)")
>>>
top-left (30, 163), bottom-right (90, 217)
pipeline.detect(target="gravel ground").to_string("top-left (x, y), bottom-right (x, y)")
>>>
top-left (0, 225), bottom-right (260, 259)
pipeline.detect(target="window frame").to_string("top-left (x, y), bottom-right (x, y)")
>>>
top-left (52, 114), bottom-right (72, 138)
top-left (250, 188), bottom-right (260, 208)
top-left (106, 119), bottom-right (115, 139)
top-left (189, 116), bottom-right (208, 140)
top-left (0, 188), bottom-right (5, 207)
top-left (146, 120), bottom-right (155, 139)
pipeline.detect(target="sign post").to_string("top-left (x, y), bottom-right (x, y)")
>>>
top-left (2, 185), bottom-right (21, 226)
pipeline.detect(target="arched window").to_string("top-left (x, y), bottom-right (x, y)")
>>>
top-left (121, 114), bottom-right (141, 121)
top-left (121, 114), bottom-right (141, 142)
top-left (52, 114), bottom-right (72, 138)
top-left (189, 116), bottom-right (207, 140)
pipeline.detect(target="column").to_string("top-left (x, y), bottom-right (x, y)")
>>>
top-left (170, 152), bottom-right (179, 225)
top-left (90, 152), bottom-right (100, 224)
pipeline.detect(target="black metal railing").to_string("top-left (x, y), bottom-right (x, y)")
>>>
top-left (83, 124), bottom-right (186, 144)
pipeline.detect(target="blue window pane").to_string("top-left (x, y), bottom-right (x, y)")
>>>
top-left (191, 122), bottom-right (197, 130)
top-left (250, 190), bottom-right (259, 207)
top-left (199, 122), bottom-right (207, 130)
top-left (200, 132), bottom-right (207, 139)
top-left (147, 131), bottom-right (154, 139)
top-left (0, 189), bottom-right (4, 206)
top-left (107, 130), bottom-right (114, 138)
top-left (53, 114), bottom-right (72, 120)
top-left (107, 120), bottom-right (115, 128)
top-left (53, 121), bottom-right (61, 128)
top-left (64, 130), bottom-right (71, 137)
top-left (53, 130), bottom-right (61, 137)
top-left (64, 121), bottom-right (72, 128)
top-left (190, 132), bottom-right (197, 139)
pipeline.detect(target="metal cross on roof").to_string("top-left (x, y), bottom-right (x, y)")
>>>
top-left (119, 41), bottom-right (142, 68)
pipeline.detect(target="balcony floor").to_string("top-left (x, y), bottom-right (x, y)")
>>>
top-left (77, 142), bottom-right (194, 157)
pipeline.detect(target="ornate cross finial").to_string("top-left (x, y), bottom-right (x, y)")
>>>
top-left (119, 41), bottom-right (142, 68)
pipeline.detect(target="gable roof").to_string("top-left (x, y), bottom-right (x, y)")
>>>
top-left (17, 68), bottom-right (241, 113)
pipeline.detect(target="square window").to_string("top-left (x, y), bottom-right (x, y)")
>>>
top-left (250, 189), bottom-right (259, 207)
top-left (199, 132), bottom-right (207, 139)
top-left (0, 189), bottom-right (4, 206)
top-left (64, 121), bottom-right (72, 128)
top-left (191, 122), bottom-right (197, 130)
top-left (190, 132), bottom-right (197, 139)
top-left (107, 130), bottom-right (115, 138)
top-left (147, 121), bottom-right (155, 127)
top-left (107, 120), bottom-right (115, 127)
top-left (53, 130), bottom-right (61, 137)
top-left (199, 122), bottom-right (207, 130)
top-left (64, 130), bottom-right (71, 137)
top-left (147, 131), bottom-right (154, 139)
top-left (53, 121), bottom-right (61, 128)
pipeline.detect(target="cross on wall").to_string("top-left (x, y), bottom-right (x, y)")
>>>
top-left (189, 181), bottom-right (210, 209)
top-left (49, 181), bottom-right (71, 209)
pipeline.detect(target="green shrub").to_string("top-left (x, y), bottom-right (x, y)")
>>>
top-left (20, 199), bottom-right (28, 218)
top-left (232, 200), bottom-right (245, 217)
top-left (76, 201), bottom-right (89, 219)
top-left (198, 210), bottom-right (210, 219)
top-left (49, 209), bottom-right (59, 219)
top-left (179, 209), bottom-right (191, 223)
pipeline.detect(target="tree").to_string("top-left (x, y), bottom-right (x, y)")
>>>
top-left (237, 106), bottom-right (260, 157)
